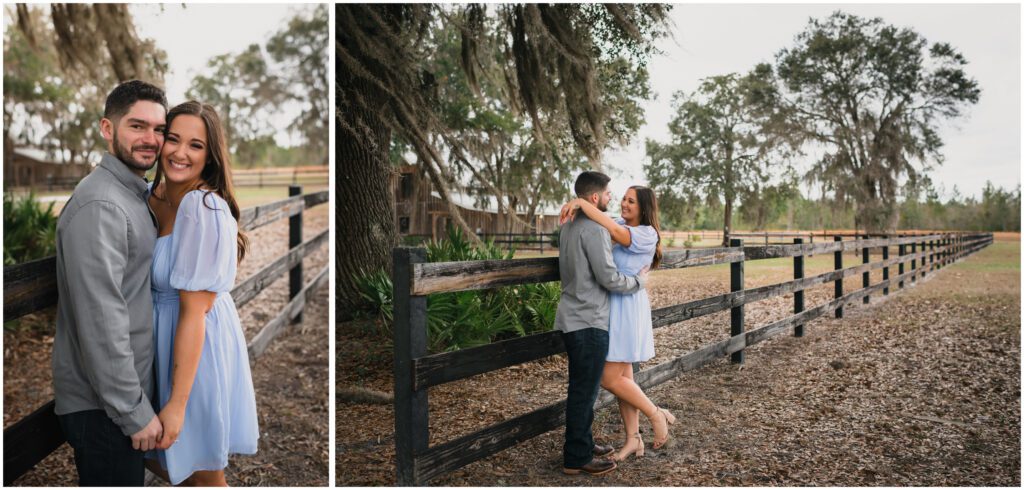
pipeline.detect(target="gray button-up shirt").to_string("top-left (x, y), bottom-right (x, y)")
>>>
top-left (554, 214), bottom-right (645, 334)
top-left (52, 153), bottom-right (157, 436)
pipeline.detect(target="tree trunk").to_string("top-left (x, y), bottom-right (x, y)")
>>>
top-left (723, 197), bottom-right (733, 247)
top-left (336, 10), bottom-right (399, 317)
top-left (336, 112), bottom-right (396, 315)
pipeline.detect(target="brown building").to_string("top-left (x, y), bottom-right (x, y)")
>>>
top-left (4, 148), bottom-right (92, 190)
top-left (391, 164), bottom-right (560, 241)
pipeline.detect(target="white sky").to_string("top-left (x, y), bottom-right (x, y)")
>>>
top-left (603, 3), bottom-right (1021, 203)
top-left (2, 3), bottom-right (319, 148)
top-left (131, 3), bottom-right (318, 147)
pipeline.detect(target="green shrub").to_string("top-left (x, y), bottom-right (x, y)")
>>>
top-left (352, 224), bottom-right (561, 352)
top-left (4, 192), bottom-right (57, 265)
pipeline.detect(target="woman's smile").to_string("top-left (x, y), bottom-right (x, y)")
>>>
top-left (160, 114), bottom-right (208, 185)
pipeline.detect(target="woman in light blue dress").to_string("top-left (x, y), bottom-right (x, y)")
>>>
top-left (145, 101), bottom-right (258, 486)
top-left (561, 186), bottom-right (675, 461)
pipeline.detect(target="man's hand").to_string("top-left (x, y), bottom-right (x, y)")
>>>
top-left (638, 265), bottom-right (650, 287)
top-left (130, 415), bottom-right (163, 451)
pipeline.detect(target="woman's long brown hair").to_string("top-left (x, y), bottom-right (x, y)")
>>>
top-left (152, 100), bottom-right (248, 262)
top-left (630, 185), bottom-right (662, 269)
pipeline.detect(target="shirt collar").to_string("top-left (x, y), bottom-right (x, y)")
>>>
top-left (98, 153), bottom-right (150, 199)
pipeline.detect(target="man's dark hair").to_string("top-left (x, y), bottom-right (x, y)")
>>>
top-left (574, 171), bottom-right (611, 198)
top-left (103, 80), bottom-right (167, 121)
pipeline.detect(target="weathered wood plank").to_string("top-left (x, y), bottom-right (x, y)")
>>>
top-left (3, 257), bottom-right (58, 321)
top-left (411, 257), bottom-right (559, 295)
top-left (302, 190), bottom-right (329, 209)
top-left (238, 195), bottom-right (305, 231)
top-left (660, 247), bottom-right (744, 269)
top-left (742, 234), bottom-right (946, 260)
top-left (232, 229), bottom-right (329, 308)
top-left (3, 400), bottom-right (64, 486)
top-left (413, 331), bottom-right (564, 390)
top-left (246, 265), bottom-right (329, 360)
top-left (414, 400), bottom-right (567, 483)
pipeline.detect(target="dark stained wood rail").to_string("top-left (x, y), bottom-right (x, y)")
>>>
top-left (411, 246), bottom-right (746, 296)
top-left (3, 190), bottom-right (330, 486)
top-left (393, 232), bottom-right (994, 485)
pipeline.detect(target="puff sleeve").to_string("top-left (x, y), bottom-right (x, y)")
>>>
top-left (614, 217), bottom-right (659, 255)
top-left (169, 190), bottom-right (237, 293)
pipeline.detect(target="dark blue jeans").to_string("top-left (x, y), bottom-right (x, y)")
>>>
top-left (561, 327), bottom-right (609, 468)
top-left (58, 409), bottom-right (144, 486)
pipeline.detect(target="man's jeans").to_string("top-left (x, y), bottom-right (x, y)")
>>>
top-left (561, 327), bottom-right (609, 468)
top-left (58, 409), bottom-right (144, 486)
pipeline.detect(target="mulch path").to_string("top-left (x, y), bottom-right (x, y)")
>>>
top-left (4, 206), bottom-right (329, 486)
top-left (337, 242), bottom-right (1020, 486)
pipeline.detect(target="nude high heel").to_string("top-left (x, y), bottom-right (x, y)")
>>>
top-left (652, 407), bottom-right (676, 450)
top-left (611, 433), bottom-right (644, 461)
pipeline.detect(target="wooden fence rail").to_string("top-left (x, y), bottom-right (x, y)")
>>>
top-left (392, 232), bottom-right (994, 485)
top-left (2, 188), bottom-right (329, 485)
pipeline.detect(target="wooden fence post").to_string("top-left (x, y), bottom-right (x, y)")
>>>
top-left (910, 240), bottom-right (917, 284)
top-left (834, 236), bottom-right (843, 318)
top-left (289, 185), bottom-right (303, 324)
top-left (898, 238), bottom-right (906, 289)
top-left (393, 247), bottom-right (429, 486)
top-left (793, 238), bottom-right (805, 337)
top-left (730, 238), bottom-right (744, 364)
top-left (861, 234), bottom-right (870, 304)
top-left (882, 235), bottom-right (890, 296)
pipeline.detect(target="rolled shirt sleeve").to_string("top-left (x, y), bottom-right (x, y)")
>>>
top-left (61, 202), bottom-right (155, 435)
top-left (582, 227), bottom-right (644, 293)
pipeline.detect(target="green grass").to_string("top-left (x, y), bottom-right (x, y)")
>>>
top-left (944, 241), bottom-right (1019, 272)
top-left (233, 185), bottom-right (328, 208)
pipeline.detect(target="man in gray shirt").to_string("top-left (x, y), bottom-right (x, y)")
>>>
top-left (554, 171), bottom-right (647, 476)
top-left (53, 80), bottom-right (167, 486)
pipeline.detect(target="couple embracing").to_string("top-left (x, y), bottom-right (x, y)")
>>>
top-left (52, 80), bottom-right (258, 486)
top-left (555, 171), bottom-right (675, 476)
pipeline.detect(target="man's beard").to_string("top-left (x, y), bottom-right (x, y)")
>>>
top-left (596, 198), bottom-right (609, 212)
top-left (112, 129), bottom-right (159, 172)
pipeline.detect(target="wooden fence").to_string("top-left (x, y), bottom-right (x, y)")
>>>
top-left (232, 166), bottom-right (328, 188)
top-left (391, 232), bottom-right (994, 484)
top-left (2, 186), bottom-right (330, 485)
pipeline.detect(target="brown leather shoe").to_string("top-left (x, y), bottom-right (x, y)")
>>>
top-left (592, 443), bottom-right (614, 457)
top-left (563, 459), bottom-right (617, 476)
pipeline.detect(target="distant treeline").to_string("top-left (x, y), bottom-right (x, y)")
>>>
top-left (662, 181), bottom-right (1020, 233)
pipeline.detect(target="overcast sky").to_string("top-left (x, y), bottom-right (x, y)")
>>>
top-left (1, 4), bottom-right (317, 148)
top-left (603, 3), bottom-right (1021, 202)
top-left (131, 3), bottom-right (317, 147)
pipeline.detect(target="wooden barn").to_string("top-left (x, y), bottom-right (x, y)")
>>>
top-left (3, 148), bottom-right (91, 190)
top-left (390, 164), bottom-right (561, 241)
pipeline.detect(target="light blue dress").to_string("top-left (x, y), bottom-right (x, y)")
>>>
top-left (606, 218), bottom-right (658, 363)
top-left (147, 190), bottom-right (258, 484)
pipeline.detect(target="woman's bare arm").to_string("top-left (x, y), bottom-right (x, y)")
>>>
top-left (155, 290), bottom-right (216, 449)
top-left (570, 198), bottom-right (632, 247)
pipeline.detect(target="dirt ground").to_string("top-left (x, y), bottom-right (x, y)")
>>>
top-left (337, 239), bottom-right (1020, 486)
top-left (3, 205), bottom-right (329, 486)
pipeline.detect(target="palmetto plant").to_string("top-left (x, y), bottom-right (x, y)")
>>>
top-left (352, 225), bottom-right (560, 352)
top-left (4, 192), bottom-right (58, 265)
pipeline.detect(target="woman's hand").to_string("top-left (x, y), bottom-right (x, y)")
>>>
top-left (559, 198), bottom-right (583, 225)
top-left (155, 402), bottom-right (186, 450)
